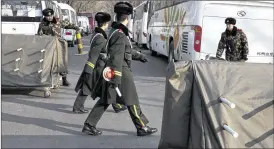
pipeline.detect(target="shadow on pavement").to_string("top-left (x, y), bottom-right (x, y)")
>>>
top-left (2, 112), bottom-right (137, 136)
top-left (2, 97), bottom-right (73, 114)
top-left (2, 112), bottom-right (82, 135)
top-left (2, 134), bottom-right (160, 148)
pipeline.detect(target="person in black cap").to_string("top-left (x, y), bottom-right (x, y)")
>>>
top-left (81, 2), bottom-right (157, 136)
top-left (37, 8), bottom-right (80, 86)
top-left (216, 17), bottom-right (249, 61)
top-left (73, 12), bottom-right (127, 114)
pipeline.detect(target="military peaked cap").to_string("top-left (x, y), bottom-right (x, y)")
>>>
top-left (225, 17), bottom-right (236, 25)
top-left (114, 1), bottom-right (133, 15)
top-left (95, 12), bottom-right (111, 23)
top-left (42, 8), bottom-right (54, 16)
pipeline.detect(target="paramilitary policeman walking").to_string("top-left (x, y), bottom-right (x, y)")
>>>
top-left (216, 17), bottom-right (249, 61)
top-left (73, 12), bottom-right (127, 114)
top-left (37, 8), bottom-right (79, 86)
top-left (82, 2), bottom-right (157, 136)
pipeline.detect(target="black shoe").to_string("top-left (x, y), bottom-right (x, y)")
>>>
top-left (114, 106), bottom-right (127, 113)
top-left (137, 126), bottom-right (157, 136)
top-left (82, 123), bottom-right (102, 136)
top-left (62, 77), bottom-right (71, 86)
top-left (72, 108), bottom-right (89, 114)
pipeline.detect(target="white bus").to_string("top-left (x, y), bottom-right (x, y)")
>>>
top-left (58, 3), bottom-right (77, 47)
top-left (127, 14), bottom-right (134, 41)
top-left (147, 1), bottom-right (274, 63)
top-left (133, 1), bottom-right (150, 48)
top-left (1, 0), bottom-right (60, 35)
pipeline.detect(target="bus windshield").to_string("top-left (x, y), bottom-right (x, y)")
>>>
top-left (1, 0), bottom-right (42, 22)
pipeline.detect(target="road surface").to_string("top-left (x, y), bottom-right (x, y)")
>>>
top-left (1, 35), bottom-right (169, 148)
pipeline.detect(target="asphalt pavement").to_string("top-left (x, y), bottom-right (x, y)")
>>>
top-left (1, 35), bottom-right (169, 148)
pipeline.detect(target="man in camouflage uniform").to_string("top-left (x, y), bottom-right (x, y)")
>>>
top-left (216, 17), bottom-right (249, 61)
top-left (37, 8), bottom-right (80, 86)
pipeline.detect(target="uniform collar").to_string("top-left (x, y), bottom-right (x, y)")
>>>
top-left (111, 22), bottom-right (129, 36)
top-left (42, 17), bottom-right (57, 24)
top-left (225, 26), bottom-right (238, 36)
top-left (94, 27), bottom-right (107, 39)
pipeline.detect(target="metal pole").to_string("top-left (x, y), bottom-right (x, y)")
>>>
top-left (223, 124), bottom-right (239, 138)
top-left (220, 97), bottom-right (236, 108)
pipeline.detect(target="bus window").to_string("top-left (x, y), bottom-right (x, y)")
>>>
top-left (52, 4), bottom-right (57, 17)
top-left (1, 0), bottom-right (43, 22)
top-left (61, 9), bottom-right (70, 21)
top-left (70, 10), bottom-right (76, 25)
top-left (58, 6), bottom-right (62, 20)
top-left (61, 9), bottom-right (69, 16)
top-left (134, 4), bottom-right (145, 21)
top-left (78, 21), bottom-right (82, 27)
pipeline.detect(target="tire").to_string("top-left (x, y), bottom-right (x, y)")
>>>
top-left (142, 44), bottom-right (148, 49)
top-left (149, 37), bottom-right (157, 56)
top-left (168, 40), bottom-right (174, 63)
top-left (44, 90), bottom-right (51, 98)
top-left (71, 41), bottom-right (75, 47)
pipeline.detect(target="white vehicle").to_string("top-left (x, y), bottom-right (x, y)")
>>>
top-left (77, 16), bottom-right (89, 36)
top-left (132, 1), bottom-right (150, 48)
top-left (52, 1), bottom-right (63, 21)
top-left (147, 1), bottom-right (274, 63)
top-left (1, 0), bottom-right (58, 35)
top-left (58, 3), bottom-right (77, 47)
top-left (127, 14), bottom-right (134, 41)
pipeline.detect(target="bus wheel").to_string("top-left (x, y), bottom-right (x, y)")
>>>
top-left (150, 38), bottom-right (157, 56)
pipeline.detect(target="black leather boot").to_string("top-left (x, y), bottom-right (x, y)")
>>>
top-left (62, 77), bottom-right (70, 86)
top-left (72, 108), bottom-right (89, 114)
top-left (114, 105), bottom-right (127, 113)
top-left (137, 126), bottom-right (157, 136)
top-left (82, 123), bottom-right (102, 136)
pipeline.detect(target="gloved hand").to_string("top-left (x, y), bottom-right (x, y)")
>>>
top-left (109, 82), bottom-right (119, 88)
top-left (140, 54), bottom-right (148, 63)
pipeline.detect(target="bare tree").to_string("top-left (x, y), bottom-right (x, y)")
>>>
top-left (58, 0), bottom-right (145, 15)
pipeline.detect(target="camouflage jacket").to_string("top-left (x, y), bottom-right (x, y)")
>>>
top-left (216, 26), bottom-right (249, 61)
top-left (37, 18), bottom-right (80, 38)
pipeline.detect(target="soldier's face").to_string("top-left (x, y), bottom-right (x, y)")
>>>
top-left (104, 23), bottom-right (109, 29)
top-left (45, 15), bottom-right (54, 21)
top-left (226, 24), bottom-right (234, 31)
top-left (124, 18), bottom-right (129, 25)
